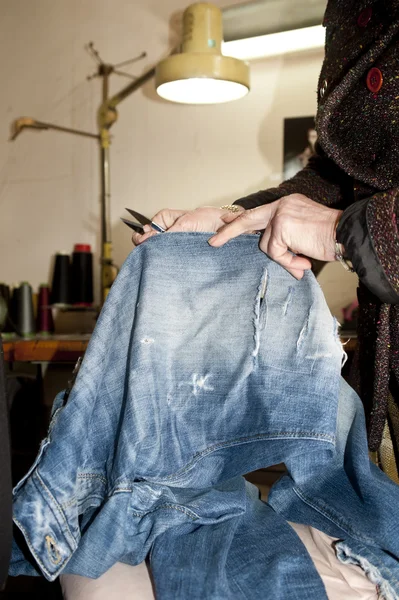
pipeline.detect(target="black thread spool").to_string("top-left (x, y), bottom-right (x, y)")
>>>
top-left (71, 244), bottom-right (93, 307)
top-left (0, 284), bottom-right (12, 335)
top-left (51, 252), bottom-right (71, 307)
top-left (14, 282), bottom-right (36, 338)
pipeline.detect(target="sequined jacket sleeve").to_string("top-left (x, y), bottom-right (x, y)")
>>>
top-left (336, 191), bottom-right (399, 304)
top-left (234, 145), bottom-right (352, 210)
top-left (234, 151), bottom-right (399, 304)
top-left (235, 0), bottom-right (399, 305)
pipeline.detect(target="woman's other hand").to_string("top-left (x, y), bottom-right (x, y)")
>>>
top-left (209, 194), bottom-right (342, 279)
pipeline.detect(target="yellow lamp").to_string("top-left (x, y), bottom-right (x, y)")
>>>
top-left (155, 2), bottom-right (250, 104)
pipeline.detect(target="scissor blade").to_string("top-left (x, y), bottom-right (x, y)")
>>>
top-left (120, 217), bottom-right (145, 233)
top-left (125, 208), bottom-right (152, 227)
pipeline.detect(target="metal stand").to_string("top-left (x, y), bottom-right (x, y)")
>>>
top-left (10, 43), bottom-right (156, 304)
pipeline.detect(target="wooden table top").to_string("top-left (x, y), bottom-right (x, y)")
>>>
top-left (2, 335), bottom-right (91, 362)
top-left (2, 332), bottom-right (358, 363)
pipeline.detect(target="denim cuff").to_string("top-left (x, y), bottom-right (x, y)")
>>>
top-left (11, 471), bottom-right (77, 581)
top-left (336, 199), bottom-right (399, 304)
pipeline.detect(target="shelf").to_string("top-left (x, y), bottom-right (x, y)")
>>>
top-left (2, 335), bottom-right (90, 362)
top-left (2, 333), bottom-right (358, 363)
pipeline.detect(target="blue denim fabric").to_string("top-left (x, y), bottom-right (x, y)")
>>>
top-left (269, 377), bottom-right (399, 600)
top-left (150, 378), bottom-right (399, 599)
top-left (150, 480), bottom-right (328, 600)
top-left (9, 234), bottom-right (398, 598)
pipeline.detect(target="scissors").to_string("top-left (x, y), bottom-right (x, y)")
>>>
top-left (121, 208), bottom-right (165, 233)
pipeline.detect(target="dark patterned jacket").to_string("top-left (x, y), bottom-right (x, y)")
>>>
top-left (235, 0), bottom-right (399, 450)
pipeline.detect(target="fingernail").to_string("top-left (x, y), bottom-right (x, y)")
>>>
top-left (208, 237), bottom-right (216, 246)
top-left (143, 225), bottom-right (151, 233)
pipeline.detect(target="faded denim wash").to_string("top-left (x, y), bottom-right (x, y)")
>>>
top-left (9, 234), bottom-right (399, 599)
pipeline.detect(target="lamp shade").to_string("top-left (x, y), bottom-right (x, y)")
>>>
top-left (155, 2), bottom-right (250, 104)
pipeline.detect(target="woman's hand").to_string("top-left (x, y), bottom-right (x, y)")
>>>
top-left (209, 194), bottom-right (343, 279)
top-left (131, 208), bottom-right (186, 246)
top-left (132, 206), bottom-right (244, 246)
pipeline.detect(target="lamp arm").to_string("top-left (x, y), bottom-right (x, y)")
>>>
top-left (107, 66), bottom-right (155, 110)
top-left (96, 67), bottom-right (155, 132)
top-left (38, 122), bottom-right (100, 140)
top-left (10, 118), bottom-right (99, 141)
top-left (99, 49), bottom-right (178, 129)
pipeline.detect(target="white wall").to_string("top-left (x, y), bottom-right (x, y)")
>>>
top-left (0, 0), bottom-right (357, 317)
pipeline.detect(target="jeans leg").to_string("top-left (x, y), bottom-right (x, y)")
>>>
top-left (269, 378), bottom-right (399, 598)
top-left (151, 481), bottom-right (328, 600)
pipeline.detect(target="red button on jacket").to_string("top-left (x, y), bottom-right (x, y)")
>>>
top-left (357, 6), bottom-right (373, 27)
top-left (366, 68), bottom-right (383, 93)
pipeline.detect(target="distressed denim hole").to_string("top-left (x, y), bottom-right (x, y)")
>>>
top-left (253, 269), bottom-right (268, 358)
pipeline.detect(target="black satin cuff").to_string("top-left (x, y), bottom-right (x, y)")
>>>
top-left (336, 199), bottom-right (399, 304)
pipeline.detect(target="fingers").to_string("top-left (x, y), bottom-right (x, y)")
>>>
top-left (132, 225), bottom-right (156, 246)
top-left (209, 206), bottom-right (273, 246)
top-left (152, 209), bottom-right (186, 230)
top-left (260, 231), bottom-right (312, 279)
top-left (220, 211), bottom-right (242, 225)
top-left (167, 218), bottom-right (194, 233)
top-left (284, 267), bottom-right (307, 280)
top-left (131, 209), bottom-right (187, 246)
top-left (167, 207), bottom-right (233, 233)
top-left (132, 207), bottom-right (241, 244)
top-left (269, 250), bottom-right (311, 274)
top-left (207, 204), bottom-right (312, 280)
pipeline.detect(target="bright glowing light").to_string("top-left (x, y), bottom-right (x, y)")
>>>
top-left (222, 26), bottom-right (325, 61)
top-left (157, 78), bottom-right (249, 104)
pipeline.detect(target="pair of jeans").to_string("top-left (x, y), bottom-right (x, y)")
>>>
top-left (9, 234), bottom-right (399, 598)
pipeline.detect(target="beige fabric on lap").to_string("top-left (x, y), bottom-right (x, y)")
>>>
top-left (61, 526), bottom-right (379, 600)
top-left (290, 523), bottom-right (379, 600)
top-left (60, 561), bottom-right (154, 600)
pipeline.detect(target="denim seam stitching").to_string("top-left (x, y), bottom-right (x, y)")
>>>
top-left (130, 503), bottom-right (199, 520)
top-left (147, 433), bottom-right (335, 483)
top-left (60, 498), bottom-right (77, 509)
top-left (13, 517), bottom-right (69, 580)
top-left (61, 495), bottom-right (105, 511)
top-left (35, 472), bottom-right (77, 548)
top-left (75, 494), bottom-right (104, 510)
top-left (292, 486), bottom-right (378, 546)
top-left (78, 493), bottom-right (104, 502)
